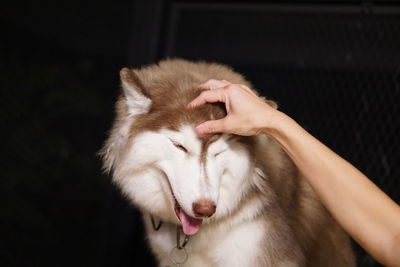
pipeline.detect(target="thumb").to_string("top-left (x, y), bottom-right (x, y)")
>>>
top-left (195, 119), bottom-right (227, 136)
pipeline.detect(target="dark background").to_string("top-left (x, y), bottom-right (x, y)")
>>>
top-left (1, 1), bottom-right (399, 267)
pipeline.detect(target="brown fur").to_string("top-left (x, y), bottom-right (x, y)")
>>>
top-left (103, 58), bottom-right (356, 266)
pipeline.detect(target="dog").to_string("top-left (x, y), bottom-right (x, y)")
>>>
top-left (101, 59), bottom-right (355, 267)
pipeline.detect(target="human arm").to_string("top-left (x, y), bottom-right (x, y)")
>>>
top-left (188, 79), bottom-right (400, 267)
top-left (271, 111), bottom-right (400, 267)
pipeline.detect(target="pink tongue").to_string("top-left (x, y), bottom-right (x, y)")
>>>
top-left (178, 208), bottom-right (203, 235)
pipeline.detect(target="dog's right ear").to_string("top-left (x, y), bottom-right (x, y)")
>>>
top-left (120, 68), bottom-right (151, 115)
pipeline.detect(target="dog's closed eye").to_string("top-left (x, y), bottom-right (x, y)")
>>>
top-left (214, 149), bottom-right (227, 157)
top-left (170, 139), bottom-right (188, 153)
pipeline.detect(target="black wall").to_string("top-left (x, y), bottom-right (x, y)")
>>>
top-left (1, 1), bottom-right (399, 267)
top-left (1, 1), bottom-right (133, 266)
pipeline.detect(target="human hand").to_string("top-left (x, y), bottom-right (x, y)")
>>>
top-left (188, 79), bottom-right (280, 136)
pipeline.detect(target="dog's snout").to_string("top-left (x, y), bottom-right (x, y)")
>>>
top-left (192, 199), bottom-right (216, 217)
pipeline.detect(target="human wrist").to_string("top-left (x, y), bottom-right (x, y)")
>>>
top-left (259, 110), bottom-right (293, 139)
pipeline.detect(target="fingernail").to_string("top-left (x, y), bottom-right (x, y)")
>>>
top-left (194, 126), bottom-right (204, 136)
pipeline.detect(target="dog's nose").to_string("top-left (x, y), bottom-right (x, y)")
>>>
top-left (192, 199), bottom-right (216, 217)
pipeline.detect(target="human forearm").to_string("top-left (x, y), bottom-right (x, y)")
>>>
top-left (265, 111), bottom-right (400, 266)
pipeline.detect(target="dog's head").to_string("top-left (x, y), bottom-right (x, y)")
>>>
top-left (101, 59), bottom-right (272, 235)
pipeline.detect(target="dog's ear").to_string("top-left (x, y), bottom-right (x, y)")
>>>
top-left (120, 68), bottom-right (151, 115)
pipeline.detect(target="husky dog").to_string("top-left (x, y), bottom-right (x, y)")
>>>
top-left (101, 59), bottom-right (355, 267)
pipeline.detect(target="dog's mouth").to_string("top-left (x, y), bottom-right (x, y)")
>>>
top-left (174, 201), bottom-right (203, 236)
top-left (162, 170), bottom-right (203, 235)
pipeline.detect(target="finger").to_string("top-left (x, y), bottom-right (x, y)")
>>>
top-left (195, 118), bottom-right (228, 136)
top-left (199, 79), bottom-right (230, 90)
top-left (221, 80), bottom-right (232, 85)
top-left (187, 88), bottom-right (226, 108)
top-left (238, 84), bottom-right (257, 96)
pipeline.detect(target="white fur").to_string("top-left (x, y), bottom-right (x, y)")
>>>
top-left (101, 80), bottom-right (151, 172)
top-left (212, 219), bottom-right (265, 266)
top-left (111, 124), bottom-right (302, 267)
top-left (122, 80), bottom-right (151, 115)
top-left (114, 125), bottom-right (238, 221)
top-left (102, 116), bottom-right (133, 172)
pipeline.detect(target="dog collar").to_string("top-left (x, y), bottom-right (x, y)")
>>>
top-left (150, 215), bottom-right (190, 266)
